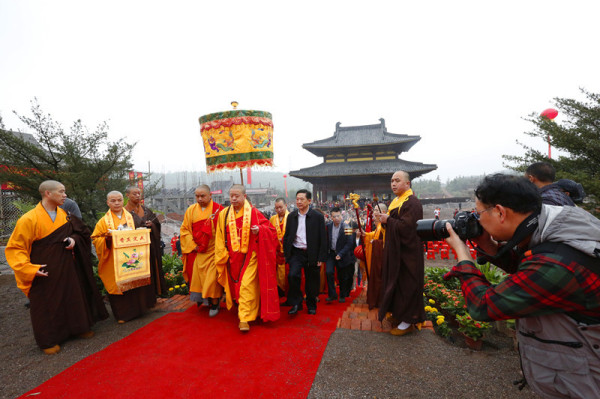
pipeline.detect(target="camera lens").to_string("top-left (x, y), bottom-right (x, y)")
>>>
top-left (416, 219), bottom-right (454, 241)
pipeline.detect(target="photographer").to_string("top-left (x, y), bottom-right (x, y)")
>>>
top-left (444, 174), bottom-right (600, 398)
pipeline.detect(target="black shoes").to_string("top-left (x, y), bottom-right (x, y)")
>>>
top-left (339, 298), bottom-right (346, 303)
top-left (325, 297), bottom-right (337, 304)
top-left (307, 309), bottom-right (316, 315)
top-left (288, 304), bottom-right (302, 315)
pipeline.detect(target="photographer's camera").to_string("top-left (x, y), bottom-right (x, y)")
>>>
top-left (416, 211), bottom-right (483, 241)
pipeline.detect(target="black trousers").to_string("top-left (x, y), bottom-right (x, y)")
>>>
top-left (287, 247), bottom-right (320, 311)
top-left (326, 252), bottom-right (354, 299)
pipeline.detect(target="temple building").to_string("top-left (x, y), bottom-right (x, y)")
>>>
top-left (289, 118), bottom-right (437, 201)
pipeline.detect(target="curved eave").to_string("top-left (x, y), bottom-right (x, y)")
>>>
top-left (289, 159), bottom-right (437, 180)
top-left (303, 138), bottom-right (420, 157)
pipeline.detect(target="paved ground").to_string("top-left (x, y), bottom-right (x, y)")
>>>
top-left (0, 271), bottom-right (537, 398)
top-left (310, 328), bottom-right (536, 399)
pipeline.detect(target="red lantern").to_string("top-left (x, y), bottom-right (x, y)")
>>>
top-left (540, 108), bottom-right (558, 120)
top-left (354, 245), bottom-right (366, 261)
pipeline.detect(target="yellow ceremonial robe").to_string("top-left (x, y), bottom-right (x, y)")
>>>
top-left (364, 224), bottom-right (384, 275)
top-left (215, 206), bottom-right (260, 323)
top-left (92, 210), bottom-right (133, 295)
top-left (180, 201), bottom-right (222, 299)
top-left (269, 212), bottom-right (288, 291)
top-left (6, 203), bottom-right (69, 297)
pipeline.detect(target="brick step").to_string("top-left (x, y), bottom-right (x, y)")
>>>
top-left (337, 289), bottom-right (435, 333)
top-left (151, 294), bottom-right (194, 312)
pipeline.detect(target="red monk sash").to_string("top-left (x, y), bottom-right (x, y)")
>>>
top-left (225, 207), bottom-right (280, 322)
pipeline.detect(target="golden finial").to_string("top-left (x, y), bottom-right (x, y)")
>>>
top-left (231, 101), bottom-right (239, 110)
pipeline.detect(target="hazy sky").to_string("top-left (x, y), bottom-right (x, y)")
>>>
top-left (1, 1), bottom-right (598, 182)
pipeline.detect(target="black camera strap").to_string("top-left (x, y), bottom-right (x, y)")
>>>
top-left (473, 211), bottom-right (540, 261)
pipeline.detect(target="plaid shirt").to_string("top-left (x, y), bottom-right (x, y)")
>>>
top-left (445, 251), bottom-right (600, 323)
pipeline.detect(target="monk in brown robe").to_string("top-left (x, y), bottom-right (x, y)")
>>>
top-left (93, 191), bottom-right (155, 323)
top-left (362, 202), bottom-right (387, 309)
top-left (378, 171), bottom-right (425, 336)
top-left (5, 180), bottom-right (108, 354)
top-left (124, 186), bottom-right (167, 297)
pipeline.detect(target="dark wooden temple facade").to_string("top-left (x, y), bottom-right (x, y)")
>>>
top-left (289, 119), bottom-right (437, 201)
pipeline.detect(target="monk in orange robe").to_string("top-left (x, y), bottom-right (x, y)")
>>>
top-left (215, 184), bottom-right (279, 332)
top-left (6, 180), bottom-right (108, 354)
top-left (180, 185), bottom-right (223, 316)
top-left (92, 191), bottom-right (155, 323)
top-left (269, 197), bottom-right (289, 297)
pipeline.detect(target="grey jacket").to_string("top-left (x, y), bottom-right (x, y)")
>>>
top-left (530, 204), bottom-right (600, 258)
top-left (518, 204), bottom-right (600, 398)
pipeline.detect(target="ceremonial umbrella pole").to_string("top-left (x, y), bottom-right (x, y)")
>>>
top-left (349, 193), bottom-right (368, 280)
top-left (199, 101), bottom-right (274, 185)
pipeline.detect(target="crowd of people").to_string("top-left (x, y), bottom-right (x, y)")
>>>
top-left (5, 161), bottom-right (600, 397)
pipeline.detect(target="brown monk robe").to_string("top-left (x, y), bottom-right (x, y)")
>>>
top-left (6, 180), bottom-right (108, 353)
top-left (378, 171), bottom-right (425, 335)
top-left (125, 186), bottom-right (167, 297)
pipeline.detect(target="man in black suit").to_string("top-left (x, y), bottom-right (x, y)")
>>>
top-left (325, 207), bottom-right (355, 303)
top-left (283, 189), bottom-right (327, 315)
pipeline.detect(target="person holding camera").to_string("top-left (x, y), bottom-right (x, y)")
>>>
top-left (378, 171), bottom-right (425, 336)
top-left (444, 174), bottom-right (600, 398)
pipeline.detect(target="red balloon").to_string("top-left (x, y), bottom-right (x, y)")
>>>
top-left (283, 174), bottom-right (287, 178)
top-left (541, 108), bottom-right (558, 119)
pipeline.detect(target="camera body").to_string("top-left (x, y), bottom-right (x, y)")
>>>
top-left (416, 211), bottom-right (483, 241)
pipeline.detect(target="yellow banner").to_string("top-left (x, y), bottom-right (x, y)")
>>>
top-left (111, 229), bottom-right (151, 293)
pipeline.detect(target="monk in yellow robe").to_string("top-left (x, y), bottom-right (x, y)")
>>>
top-left (92, 191), bottom-right (155, 323)
top-left (180, 185), bottom-right (223, 316)
top-left (269, 197), bottom-right (289, 297)
top-left (362, 202), bottom-right (387, 309)
top-left (215, 184), bottom-right (279, 332)
top-left (124, 186), bottom-right (166, 297)
top-left (6, 180), bottom-right (108, 354)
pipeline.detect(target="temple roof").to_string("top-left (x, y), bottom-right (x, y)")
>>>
top-left (303, 118), bottom-right (420, 157)
top-left (290, 159), bottom-right (437, 181)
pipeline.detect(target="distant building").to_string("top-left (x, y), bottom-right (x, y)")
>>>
top-left (148, 179), bottom-right (278, 215)
top-left (290, 119), bottom-right (437, 201)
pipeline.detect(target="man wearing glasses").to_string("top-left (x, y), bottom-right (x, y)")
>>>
top-left (444, 173), bottom-right (600, 398)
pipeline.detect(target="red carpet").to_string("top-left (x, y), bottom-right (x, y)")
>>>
top-left (19, 290), bottom-right (360, 399)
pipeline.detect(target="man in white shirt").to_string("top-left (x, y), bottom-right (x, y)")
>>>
top-left (283, 190), bottom-right (327, 315)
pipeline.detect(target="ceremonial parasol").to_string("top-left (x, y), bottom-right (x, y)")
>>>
top-left (199, 101), bottom-right (273, 183)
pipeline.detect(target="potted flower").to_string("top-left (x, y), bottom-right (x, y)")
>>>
top-left (456, 313), bottom-right (491, 350)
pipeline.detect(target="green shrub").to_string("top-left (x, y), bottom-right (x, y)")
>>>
top-left (162, 253), bottom-right (183, 275)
